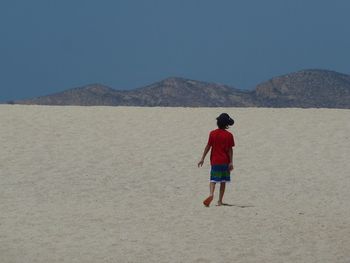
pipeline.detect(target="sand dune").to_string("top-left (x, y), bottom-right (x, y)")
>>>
top-left (0, 105), bottom-right (349, 263)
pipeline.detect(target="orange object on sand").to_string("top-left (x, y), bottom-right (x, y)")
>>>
top-left (203, 196), bottom-right (213, 207)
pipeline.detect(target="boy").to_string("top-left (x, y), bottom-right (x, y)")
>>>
top-left (198, 113), bottom-right (235, 207)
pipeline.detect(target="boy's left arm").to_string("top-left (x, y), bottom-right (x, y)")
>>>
top-left (198, 144), bottom-right (211, 167)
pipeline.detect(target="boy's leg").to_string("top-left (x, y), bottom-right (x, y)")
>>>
top-left (218, 182), bottom-right (226, 205)
top-left (209, 182), bottom-right (216, 196)
top-left (203, 182), bottom-right (216, 207)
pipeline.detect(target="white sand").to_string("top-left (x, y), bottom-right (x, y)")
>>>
top-left (0, 105), bottom-right (349, 263)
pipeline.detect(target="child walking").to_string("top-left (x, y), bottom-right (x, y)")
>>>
top-left (198, 113), bottom-right (235, 207)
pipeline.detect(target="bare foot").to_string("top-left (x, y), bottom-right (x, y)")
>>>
top-left (203, 196), bottom-right (213, 207)
top-left (217, 201), bottom-right (228, 206)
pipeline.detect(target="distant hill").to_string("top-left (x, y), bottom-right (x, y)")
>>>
top-left (254, 69), bottom-right (350, 108)
top-left (12, 77), bottom-right (255, 107)
top-left (9, 84), bottom-right (125, 106)
top-left (125, 77), bottom-right (254, 107)
top-left (9, 69), bottom-right (350, 108)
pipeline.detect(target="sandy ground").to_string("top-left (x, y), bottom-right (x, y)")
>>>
top-left (0, 105), bottom-right (349, 263)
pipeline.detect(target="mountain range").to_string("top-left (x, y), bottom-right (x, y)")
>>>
top-left (7, 69), bottom-right (350, 108)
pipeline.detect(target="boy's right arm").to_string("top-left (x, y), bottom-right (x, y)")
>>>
top-left (228, 147), bottom-right (234, 171)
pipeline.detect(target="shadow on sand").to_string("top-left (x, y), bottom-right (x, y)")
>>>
top-left (216, 203), bottom-right (255, 208)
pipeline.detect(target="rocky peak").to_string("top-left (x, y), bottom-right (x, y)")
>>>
top-left (254, 69), bottom-right (350, 107)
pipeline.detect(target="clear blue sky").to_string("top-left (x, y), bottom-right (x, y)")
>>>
top-left (1, 0), bottom-right (349, 101)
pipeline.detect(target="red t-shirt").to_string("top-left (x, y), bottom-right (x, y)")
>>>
top-left (208, 129), bottom-right (235, 165)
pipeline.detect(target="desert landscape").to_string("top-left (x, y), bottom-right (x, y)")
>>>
top-left (0, 105), bottom-right (349, 263)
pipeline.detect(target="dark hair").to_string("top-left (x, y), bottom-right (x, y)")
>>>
top-left (216, 113), bottom-right (234, 129)
top-left (217, 119), bottom-right (228, 129)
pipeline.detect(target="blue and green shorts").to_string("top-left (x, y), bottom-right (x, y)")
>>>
top-left (210, 164), bottom-right (231, 183)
